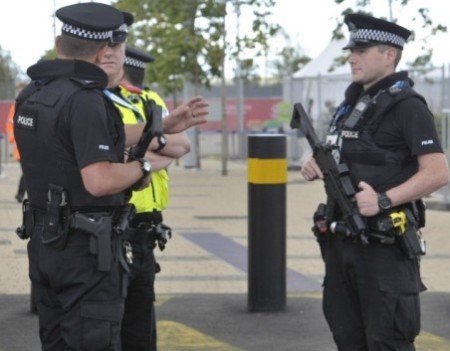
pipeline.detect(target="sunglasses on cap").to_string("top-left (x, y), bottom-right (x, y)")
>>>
top-left (108, 23), bottom-right (128, 45)
top-left (108, 31), bottom-right (127, 46)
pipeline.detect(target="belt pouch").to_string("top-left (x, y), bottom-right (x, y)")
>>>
top-left (42, 185), bottom-right (70, 247)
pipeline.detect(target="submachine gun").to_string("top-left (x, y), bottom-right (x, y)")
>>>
top-left (290, 103), bottom-right (369, 245)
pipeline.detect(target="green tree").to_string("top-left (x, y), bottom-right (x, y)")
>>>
top-left (332, 0), bottom-right (447, 69)
top-left (113, 0), bottom-right (279, 99)
top-left (272, 46), bottom-right (311, 81)
top-left (0, 46), bottom-right (18, 99)
top-left (41, 48), bottom-right (58, 61)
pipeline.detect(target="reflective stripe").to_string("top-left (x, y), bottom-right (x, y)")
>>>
top-left (103, 89), bottom-right (141, 114)
top-left (247, 158), bottom-right (287, 184)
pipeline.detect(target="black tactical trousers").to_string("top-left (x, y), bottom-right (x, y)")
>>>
top-left (121, 231), bottom-right (157, 351)
top-left (28, 217), bottom-right (127, 351)
top-left (321, 235), bottom-right (425, 351)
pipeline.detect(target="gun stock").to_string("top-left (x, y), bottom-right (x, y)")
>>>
top-left (128, 99), bottom-right (163, 161)
top-left (290, 103), bottom-right (368, 245)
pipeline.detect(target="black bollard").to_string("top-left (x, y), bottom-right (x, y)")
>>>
top-left (247, 134), bottom-right (287, 312)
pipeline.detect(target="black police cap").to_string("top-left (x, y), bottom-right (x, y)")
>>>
top-left (343, 13), bottom-right (411, 50)
top-left (124, 46), bottom-right (155, 70)
top-left (122, 12), bottom-right (134, 26)
top-left (56, 2), bottom-right (124, 41)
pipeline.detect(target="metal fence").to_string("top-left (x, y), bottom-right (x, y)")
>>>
top-left (284, 65), bottom-right (449, 137)
top-left (282, 65), bottom-right (450, 208)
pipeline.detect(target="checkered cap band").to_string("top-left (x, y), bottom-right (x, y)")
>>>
top-left (351, 28), bottom-right (406, 47)
top-left (124, 57), bottom-right (147, 69)
top-left (62, 23), bottom-right (111, 41)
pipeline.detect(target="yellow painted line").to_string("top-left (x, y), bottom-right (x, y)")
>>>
top-left (157, 320), bottom-right (243, 351)
top-left (287, 292), bottom-right (323, 300)
top-left (416, 331), bottom-right (450, 350)
top-left (248, 158), bottom-right (287, 184)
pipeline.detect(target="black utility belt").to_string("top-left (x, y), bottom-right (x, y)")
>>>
top-left (123, 220), bottom-right (172, 251)
top-left (131, 211), bottom-right (163, 226)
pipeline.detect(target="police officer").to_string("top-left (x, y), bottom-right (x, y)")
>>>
top-left (13, 3), bottom-right (207, 350)
top-left (120, 47), bottom-right (190, 351)
top-left (301, 13), bottom-right (449, 350)
top-left (98, 35), bottom-right (202, 350)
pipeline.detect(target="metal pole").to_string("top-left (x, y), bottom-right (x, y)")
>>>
top-left (235, 1), bottom-right (245, 159)
top-left (52, 0), bottom-right (57, 42)
top-left (220, 3), bottom-right (228, 175)
top-left (248, 134), bottom-right (287, 311)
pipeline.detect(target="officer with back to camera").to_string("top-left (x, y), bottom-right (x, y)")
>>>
top-left (301, 13), bottom-right (449, 350)
top-left (13, 3), bottom-right (207, 350)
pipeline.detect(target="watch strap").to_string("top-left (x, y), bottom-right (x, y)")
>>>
top-left (377, 192), bottom-right (392, 211)
top-left (153, 135), bottom-right (167, 152)
top-left (136, 158), bottom-right (151, 177)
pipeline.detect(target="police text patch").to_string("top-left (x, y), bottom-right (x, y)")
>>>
top-left (341, 130), bottom-right (360, 139)
top-left (15, 110), bottom-right (37, 130)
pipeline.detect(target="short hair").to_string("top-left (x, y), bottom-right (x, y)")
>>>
top-left (123, 65), bottom-right (146, 87)
top-left (58, 34), bottom-right (106, 60)
top-left (377, 44), bottom-right (402, 68)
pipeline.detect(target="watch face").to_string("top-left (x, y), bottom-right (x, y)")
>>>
top-left (143, 161), bottom-right (152, 173)
top-left (379, 194), bottom-right (391, 209)
top-left (380, 199), bottom-right (389, 209)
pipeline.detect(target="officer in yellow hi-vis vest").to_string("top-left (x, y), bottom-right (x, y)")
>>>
top-left (102, 43), bottom-right (191, 351)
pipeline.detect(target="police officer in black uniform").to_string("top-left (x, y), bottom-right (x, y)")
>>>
top-left (301, 13), bottom-right (449, 350)
top-left (13, 3), bottom-right (207, 350)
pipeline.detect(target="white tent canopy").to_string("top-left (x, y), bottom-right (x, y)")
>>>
top-left (293, 39), bottom-right (350, 78)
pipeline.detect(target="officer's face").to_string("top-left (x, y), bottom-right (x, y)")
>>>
top-left (98, 42), bottom-right (126, 86)
top-left (347, 46), bottom-right (395, 90)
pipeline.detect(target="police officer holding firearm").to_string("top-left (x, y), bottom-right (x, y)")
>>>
top-left (300, 13), bottom-right (449, 350)
top-left (13, 2), bottom-right (207, 350)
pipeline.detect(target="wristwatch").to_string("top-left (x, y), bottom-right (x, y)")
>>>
top-left (137, 158), bottom-right (152, 177)
top-left (153, 135), bottom-right (167, 152)
top-left (377, 192), bottom-right (392, 211)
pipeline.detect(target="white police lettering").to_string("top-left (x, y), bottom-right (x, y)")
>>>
top-left (98, 145), bottom-right (110, 150)
top-left (421, 139), bottom-right (434, 146)
top-left (341, 130), bottom-right (359, 139)
top-left (17, 115), bottom-right (35, 128)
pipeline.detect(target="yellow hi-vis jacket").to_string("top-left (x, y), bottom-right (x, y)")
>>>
top-left (113, 88), bottom-right (169, 213)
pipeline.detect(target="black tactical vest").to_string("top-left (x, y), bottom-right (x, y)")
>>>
top-left (15, 75), bottom-right (125, 209)
top-left (337, 87), bottom-right (426, 193)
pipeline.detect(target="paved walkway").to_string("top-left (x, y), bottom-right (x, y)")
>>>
top-left (1, 159), bottom-right (450, 350)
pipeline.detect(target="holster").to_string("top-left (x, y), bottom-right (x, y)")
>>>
top-left (368, 207), bottom-right (425, 258)
top-left (70, 212), bottom-right (113, 272)
top-left (153, 223), bottom-right (172, 251)
top-left (397, 208), bottom-right (426, 259)
top-left (113, 203), bottom-right (136, 235)
top-left (16, 199), bottom-right (33, 240)
top-left (127, 221), bottom-right (172, 251)
top-left (41, 184), bottom-right (70, 249)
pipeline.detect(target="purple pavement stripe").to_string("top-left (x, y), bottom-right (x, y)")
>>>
top-left (180, 232), bottom-right (321, 292)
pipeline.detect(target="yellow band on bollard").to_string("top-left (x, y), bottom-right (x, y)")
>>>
top-left (248, 158), bottom-right (287, 184)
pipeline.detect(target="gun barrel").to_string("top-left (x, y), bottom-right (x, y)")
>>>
top-left (291, 103), bottom-right (321, 147)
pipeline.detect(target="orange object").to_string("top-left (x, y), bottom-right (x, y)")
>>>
top-left (5, 104), bottom-right (20, 161)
